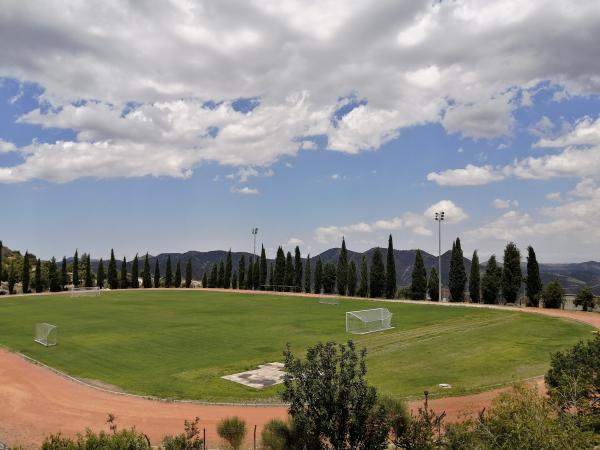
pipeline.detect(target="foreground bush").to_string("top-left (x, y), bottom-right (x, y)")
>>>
top-left (216, 416), bottom-right (246, 450)
top-left (40, 428), bottom-right (151, 450)
top-left (162, 417), bottom-right (204, 450)
top-left (260, 418), bottom-right (296, 450)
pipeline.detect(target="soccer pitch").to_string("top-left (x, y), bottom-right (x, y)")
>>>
top-left (0, 290), bottom-right (592, 402)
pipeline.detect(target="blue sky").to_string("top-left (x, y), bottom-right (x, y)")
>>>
top-left (1, 1), bottom-right (600, 263)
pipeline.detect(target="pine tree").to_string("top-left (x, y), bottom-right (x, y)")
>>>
top-left (49, 257), bottom-right (60, 292)
top-left (131, 254), bottom-right (139, 288)
top-left (253, 258), bottom-right (260, 290)
top-left (501, 242), bottom-right (522, 304)
top-left (165, 256), bottom-right (173, 288)
top-left (274, 247), bottom-right (286, 288)
top-left (238, 255), bottom-right (246, 289)
top-left (347, 260), bottom-right (357, 297)
top-left (409, 249), bottom-right (427, 300)
top-left (469, 250), bottom-right (481, 303)
top-left (61, 256), bottom-right (68, 290)
top-left (294, 246), bottom-right (303, 292)
top-left (285, 251), bottom-right (294, 291)
top-left (209, 265), bottom-right (218, 288)
top-left (369, 248), bottom-right (385, 298)
top-left (268, 264), bottom-right (275, 291)
top-left (526, 246), bottom-right (542, 307)
top-left (231, 270), bottom-right (238, 289)
top-left (84, 254), bottom-right (93, 287)
top-left (482, 255), bottom-right (501, 304)
top-left (174, 259), bottom-right (182, 288)
top-left (336, 238), bottom-right (348, 295)
top-left (304, 254), bottom-right (312, 293)
top-left (322, 262), bottom-right (336, 294)
top-left (8, 261), bottom-right (17, 294)
top-left (217, 260), bottom-right (225, 288)
top-left (153, 257), bottom-right (161, 288)
top-left (72, 250), bottom-right (80, 288)
top-left (428, 266), bottom-right (439, 301)
top-left (185, 259), bottom-right (192, 288)
top-left (260, 245), bottom-right (268, 290)
top-left (202, 270), bottom-right (208, 288)
top-left (224, 250), bottom-right (232, 289)
top-left (385, 235), bottom-right (397, 299)
top-left (448, 238), bottom-right (466, 302)
top-left (22, 251), bottom-right (30, 293)
top-left (358, 255), bottom-right (369, 297)
top-left (108, 249), bottom-right (119, 289)
top-left (246, 260), bottom-right (253, 289)
top-left (34, 258), bottom-right (42, 293)
top-left (314, 256), bottom-right (323, 294)
top-left (142, 253), bottom-right (152, 288)
top-left (120, 257), bottom-right (128, 289)
top-left (97, 258), bottom-right (105, 288)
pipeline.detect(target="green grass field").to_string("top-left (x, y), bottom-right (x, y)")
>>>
top-left (0, 290), bottom-right (592, 402)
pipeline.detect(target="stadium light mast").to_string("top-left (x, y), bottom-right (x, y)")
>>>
top-left (434, 211), bottom-right (445, 301)
top-left (251, 227), bottom-right (259, 263)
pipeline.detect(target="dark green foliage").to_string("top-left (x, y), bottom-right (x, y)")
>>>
top-left (275, 247), bottom-right (286, 288)
top-left (336, 237), bottom-right (348, 295)
top-left (217, 260), bottom-right (225, 288)
top-left (165, 256), bottom-right (173, 288)
top-left (448, 238), bottom-right (466, 302)
top-left (378, 395), bottom-right (410, 449)
top-left (409, 249), bottom-right (427, 300)
top-left (246, 260), bottom-right (253, 290)
top-left (49, 257), bottom-right (60, 292)
top-left (238, 255), bottom-right (246, 289)
top-left (97, 258), bottom-right (105, 289)
top-left (142, 253), bottom-right (152, 288)
top-left (84, 254), bottom-right (93, 288)
top-left (347, 260), bottom-right (357, 297)
top-left (108, 249), bottom-right (119, 290)
top-left (284, 252), bottom-right (294, 291)
top-left (385, 235), bottom-right (396, 299)
top-left (260, 418), bottom-right (296, 450)
top-left (120, 257), bottom-right (128, 289)
top-left (224, 250), bottom-right (232, 289)
top-left (314, 256), bottom-right (323, 294)
top-left (0, 240), bottom-right (2, 282)
top-left (468, 250), bottom-right (480, 303)
top-left (260, 245), bottom-right (268, 290)
top-left (35, 258), bottom-right (43, 293)
top-left (304, 254), bottom-right (311, 293)
top-left (209, 265), bottom-right (218, 288)
top-left (72, 250), bottom-right (80, 288)
top-left (153, 258), bottom-right (161, 288)
top-left (282, 340), bottom-right (389, 450)
top-left (574, 287), bottom-right (596, 311)
top-left (174, 259), bottom-right (182, 288)
top-left (481, 255), bottom-right (501, 304)
top-left (428, 266), bottom-right (439, 301)
top-left (543, 280), bottom-right (564, 309)
top-left (231, 270), bottom-right (238, 290)
top-left (8, 261), bottom-right (16, 294)
top-left (61, 256), bottom-right (68, 289)
top-left (294, 246), bottom-right (302, 292)
top-left (501, 242), bottom-right (522, 304)
top-left (526, 246), bottom-right (543, 307)
top-left (162, 417), bottom-right (204, 450)
top-left (216, 416), bottom-right (246, 450)
top-left (40, 424), bottom-right (152, 450)
top-left (21, 251), bottom-right (30, 293)
top-left (369, 248), bottom-right (385, 298)
top-left (253, 258), bottom-right (260, 290)
top-left (185, 259), bottom-right (192, 288)
top-left (358, 255), bottom-right (368, 297)
top-left (130, 255), bottom-right (139, 289)
top-left (202, 271), bottom-right (208, 288)
top-left (268, 264), bottom-right (275, 291)
top-left (393, 397), bottom-right (445, 449)
top-left (322, 262), bottom-right (337, 294)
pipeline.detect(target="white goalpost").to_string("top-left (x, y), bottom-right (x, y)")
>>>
top-left (346, 308), bottom-right (394, 334)
top-left (35, 323), bottom-right (58, 346)
top-left (70, 286), bottom-right (101, 297)
top-left (318, 297), bottom-right (340, 305)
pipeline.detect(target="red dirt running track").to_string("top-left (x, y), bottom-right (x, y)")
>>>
top-left (1, 294), bottom-right (598, 449)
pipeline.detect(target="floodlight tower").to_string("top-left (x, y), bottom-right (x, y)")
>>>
top-left (434, 211), bottom-right (445, 301)
top-left (251, 227), bottom-right (259, 263)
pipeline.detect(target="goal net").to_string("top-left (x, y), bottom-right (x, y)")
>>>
top-left (346, 308), bottom-right (393, 334)
top-left (70, 287), bottom-right (101, 297)
top-left (35, 323), bottom-right (58, 346)
top-left (318, 297), bottom-right (340, 305)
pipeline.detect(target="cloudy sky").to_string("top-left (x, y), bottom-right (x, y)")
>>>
top-left (1, 0), bottom-right (600, 262)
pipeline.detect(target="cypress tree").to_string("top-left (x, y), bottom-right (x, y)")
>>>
top-left (246, 260), bottom-right (253, 289)
top-left (385, 235), bottom-right (397, 299)
top-left (34, 258), bottom-right (42, 293)
top-left (304, 254), bottom-right (312, 293)
top-left (153, 257), bottom-right (161, 288)
top-left (347, 260), bottom-right (357, 297)
top-left (8, 261), bottom-right (16, 294)
top-left (409, 249), bottom-right (427, 300)
top-left (142, 253), bottom-right (152, 288)
top-left (274, 247), bottom-right (286, 288)
top-left (369, 248), bottom-right (385, 298)
top-left (22, 251), bottom-right (30, 293)
top-left (322, 262), bottom-right (337, 294)
top-left (428, 266), bottom-right (439, 301)
top-left (84, 254), bottom-right (93, 287)
top-left (448, 238), bottom-right (466, 302)
top-left (294, 246), bottom-right (303, 292)
top-left (358, 255), bottom-right (369, 297)
top-left (61, 256), bottom-right (68, 290)
top-left (336, 238), bottom-right (348, 295)
top-left (224, 250), bottom-right (232, 289)
top-left (217, 260), bottom-right (225, 288)
top-left (469, 250), bottom-right (481, 303)
top-left (231, 270), bottom-right (238, 289)
top-left (108, 249), bottom-right (118, 289)
top-left (285, 252), bottom-right (294, 291)
top-left (97, 258), bottom-right (105, 288)
top-left (131, 254), bottom-right (139, 288)
top-left (120, 257), bottom-right (128, 289)
top-left (209, 264), bottom-right (218, 288)
top-left (174, 259), bottom-right (182, 288)
top-left (185, 258), bottom-right (192, 288)
top-left (482, 255), bottom-right (501, 304)
top-left (202, 270), bottom-right (208, 288)
top-left (268, 264), bottom-right (275, 291)
top-left (501, 242), bottom-right (522, 304)
top-left (238, 255), bottom-right (246, 289)
top-left (72, 250), bottom-right (80, 288)
top-left (314, 256), bottom-right (323, 294)
top-left (526, 246), bottom-right (542, 307)
top-left (49, 257), bottom-right (60, 292)
top-left (260, 245), bottom-right (268, 290)
top-left (165, 256), bottom-right (173, 288)
top-left (253, 258), bottom-right (260, 290)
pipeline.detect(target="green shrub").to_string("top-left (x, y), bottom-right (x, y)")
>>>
top-left (40, 428), bottom-right (151, 450)
top-left (162, 417), bottom-right (204, 450)
top-left (543, 280), bottom-right (564, 308)
top-left (217, 416), bottom-right (246, 450)
top-left (260, 418), bottom-right (295, 450)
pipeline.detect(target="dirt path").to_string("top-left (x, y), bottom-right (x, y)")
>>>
top-left (0, 291), bottom-right (598, 449)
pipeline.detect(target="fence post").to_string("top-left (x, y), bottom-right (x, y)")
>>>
top-left (203, 428), bottom-right (206, 450)
top-left (254, 424), bottom-right (257, 449)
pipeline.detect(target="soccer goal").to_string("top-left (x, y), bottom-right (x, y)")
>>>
top-left (35, 323), bottom-right (58, 346)
top-left (70, 286), bottom-right (101, 297)
top-left (346, 308), bottom-right (394, 334)
top-left (318, 297), bottom-right (340, 305)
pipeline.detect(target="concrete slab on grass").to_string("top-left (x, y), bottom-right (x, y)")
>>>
top-left (222, 362), bottom-right (285, 389)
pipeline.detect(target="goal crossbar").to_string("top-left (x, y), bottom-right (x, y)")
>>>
top-left (346, 308), bottom-right (393, 334)
top-left (35, 323), bottom-right (58, 346)
top-left (70, 287), bottom-right (101, 297)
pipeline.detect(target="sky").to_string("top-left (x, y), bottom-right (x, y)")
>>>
top-left (1, 0), bottom-right (600, 263)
